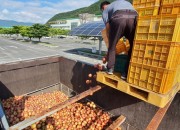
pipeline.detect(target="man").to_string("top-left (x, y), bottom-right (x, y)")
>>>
top-left (100, 0), bottom-right (138, 79)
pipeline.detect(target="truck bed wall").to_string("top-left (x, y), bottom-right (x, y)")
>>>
top-left (0, 57), bottom-right (60, 99)
top-left (0, 56), bottom-right (179, 130)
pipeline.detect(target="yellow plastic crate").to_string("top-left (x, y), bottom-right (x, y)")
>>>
top-left (116, 38), bottom-right (130, 54)
top-left (135, 14), bottom-right (180, 42)
top-left (101, 28), bottom-right (130, 54)
top-left (128, 62), bottom-right (178, 94)
top-left (174, 65), bottom-right (180, 84)
top-left (131, 40), bottom-right (180, 69)
top-left (97, 72), bottom-right (180, 108)
top-left (136, 6), bottom-right (159, 16)
top-left (133, 0), bottom-right (160, 8)
top-left (160, 4), bottom-right (180, 15)
top-left (178, 67), bottom-right (180, 83)
top-left (161, 0), bottom-right (180, 5)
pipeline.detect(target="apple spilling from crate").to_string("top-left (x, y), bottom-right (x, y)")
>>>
top-left (86, 73), bottom-right (97, 85)
top-left (86, 57), bottom-right (107, 85)
top-left (93, 57), bottom-right (107, 71)
top-left (1, 91), bottom-right (112, 130)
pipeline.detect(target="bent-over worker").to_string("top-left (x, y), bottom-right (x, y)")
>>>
top-left (100, 0), bottom-right (138, 79)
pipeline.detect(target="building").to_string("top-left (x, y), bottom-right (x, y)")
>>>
top-left (49, 14), bottom-right (102, 30)
top-left (49, 18), bottom-right (80, 30)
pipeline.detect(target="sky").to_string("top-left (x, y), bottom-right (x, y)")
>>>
top-left (0, 0), bottom-right (98, 23)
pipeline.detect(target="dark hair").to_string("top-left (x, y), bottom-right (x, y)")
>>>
top-left (100, 1), bottom-right (110, 10)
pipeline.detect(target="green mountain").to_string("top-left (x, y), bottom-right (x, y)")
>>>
top-left (47, 0), bottom-right (132, 23)
top-left (0, 19), bottom-right (34, 28)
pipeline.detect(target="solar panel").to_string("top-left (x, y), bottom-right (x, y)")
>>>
top-left (69, 21), bottom-right (105, 37)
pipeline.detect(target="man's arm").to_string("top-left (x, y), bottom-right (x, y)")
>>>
top-left (106, 22), bottom-right (110, 39)
top-left (102, 9), bottom-right (109, 38)
top-left (104, 22), bottom-right (110, 62)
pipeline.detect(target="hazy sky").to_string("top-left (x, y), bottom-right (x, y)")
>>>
top-left (0, 0), bottom-right (98, 23)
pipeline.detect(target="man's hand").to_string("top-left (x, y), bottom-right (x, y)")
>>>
top-left (102, 55), bottom-right (108, 64)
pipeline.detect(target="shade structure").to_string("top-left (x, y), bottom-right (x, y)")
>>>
top-left (70, 21), bottom-right (105, 37)
top-left (69, 21), bottom-right (105, 55)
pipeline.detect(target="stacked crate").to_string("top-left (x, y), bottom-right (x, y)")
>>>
top-left (127, 0), bottom-right (180, 94)
top-left (133, 0), bottom-right (160, 16)
top-left (160, 0), bottom-right (180, 15)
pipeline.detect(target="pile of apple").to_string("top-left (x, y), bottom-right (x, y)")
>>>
top-left (2, 92), bottom-right (112, 130)
top-left (24, 102), bottom-right (111, 130)
top-left (2, 91), bottom-right (68, 126)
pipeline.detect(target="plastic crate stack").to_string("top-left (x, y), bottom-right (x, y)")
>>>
top-left (127, 0), bottom-right (180, 94)
top-left (160, 0), bottom-right (180, 15)
top-left (133, 0), bottom-right (160, 16)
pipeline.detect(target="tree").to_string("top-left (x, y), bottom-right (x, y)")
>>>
top-left (0, 28), bottom-right (14, 37)
top-left (0, 28), bottom-right (3, 34)
top-left (12, 26), bottom-right (22, 38)
top-left (30, 24), bottom-right (49, 41)
top-left (48, 28), bottom-right (70, 37)
top-left (27, 27), bottom-right (34, 41)
top-left (7, 28), bottom-right (14, 37)
top-left (49, 28), bottom-right (58, 37)
top-left (19, 26), bottom-right (29, 40)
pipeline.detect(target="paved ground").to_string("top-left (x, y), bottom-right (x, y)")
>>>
top-left (0, 36), bottom-right (107, 64)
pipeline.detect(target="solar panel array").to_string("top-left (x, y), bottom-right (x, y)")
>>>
top-left (70, 21), bottom-right (105, 37)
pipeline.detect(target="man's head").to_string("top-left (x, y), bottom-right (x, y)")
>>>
top-left (100, 1), bottom-right (110, 11)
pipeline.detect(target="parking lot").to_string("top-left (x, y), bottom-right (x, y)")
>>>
top-left (0, 36), bottom-right (107, 64)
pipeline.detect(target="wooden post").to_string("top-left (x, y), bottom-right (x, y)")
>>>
top-left (10, 86), bottom-right (101, 130)
top-left (106, 115), bottom-right (126, 130)
top-left (146, 99), bottom-right (173, 130)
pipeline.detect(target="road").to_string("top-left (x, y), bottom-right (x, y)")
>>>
top-left (0, 37), bottom-right (107, 64)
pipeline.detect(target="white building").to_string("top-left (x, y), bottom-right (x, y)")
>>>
top-left (49, 14), bottom-right (102, 30)
top-left (49, 18), bottom-right (80, 30)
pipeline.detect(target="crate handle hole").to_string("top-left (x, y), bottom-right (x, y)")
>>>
top-left (130, 87), bottom-right (149, 100)
top-left (105, 77), bottom-right (118, 87)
